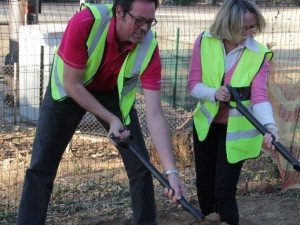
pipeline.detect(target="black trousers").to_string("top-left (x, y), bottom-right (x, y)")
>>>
top-left (193, 122), bottom-right (243, 225)
top-left (17, 86), bottom-right (157, 225)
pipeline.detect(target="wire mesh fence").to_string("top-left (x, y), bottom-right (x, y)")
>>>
top-left (0, 0), bottom-right (299, 224)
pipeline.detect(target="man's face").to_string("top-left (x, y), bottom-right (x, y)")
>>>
top-left (115, 1), bottom-right (156, 44)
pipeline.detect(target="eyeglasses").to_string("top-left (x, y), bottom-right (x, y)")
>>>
top-left (126, 11), bottom-right (157, 27)
top-left (243, 25), bottom-right (257, 32)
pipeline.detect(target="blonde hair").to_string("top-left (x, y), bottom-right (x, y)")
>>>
top-left (210, 0), bottom-right (266, 43)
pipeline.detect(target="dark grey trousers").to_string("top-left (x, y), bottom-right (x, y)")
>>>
top-left (17, 86), bottom-right (157, 225)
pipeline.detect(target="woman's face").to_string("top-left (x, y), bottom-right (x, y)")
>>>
top-left (242, 11), bottom-right (257, 38)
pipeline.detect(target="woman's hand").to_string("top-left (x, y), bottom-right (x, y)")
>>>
top-left (215, 86), bottom-right (231, 102)
top-left (262, 124), bottom-right (280, 150)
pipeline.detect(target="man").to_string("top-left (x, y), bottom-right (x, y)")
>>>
top-left (17, 0), bottom-right (185, 224)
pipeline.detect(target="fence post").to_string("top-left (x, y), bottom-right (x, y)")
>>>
top-left (172, 28), bottom-right (179, 108)
top-left (39, 46), bottom-right (44, 106)
top-left (13, 63), bottom-right (18, 125)
top-left (8, 0), bottom-right (26, 64)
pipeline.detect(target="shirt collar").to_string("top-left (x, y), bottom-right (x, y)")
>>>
top-left (107, 17), bottom-right (136, 51)
top-left (204, 31), bottom-right (260, 54)
top-left (243, 36), bottom-right (260, 54)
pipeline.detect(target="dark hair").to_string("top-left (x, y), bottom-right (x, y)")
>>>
top-left (112, 0), bottom-right (159, 16)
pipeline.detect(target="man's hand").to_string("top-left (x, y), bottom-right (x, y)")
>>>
top-left (108, 121), bottom-right (130, 145)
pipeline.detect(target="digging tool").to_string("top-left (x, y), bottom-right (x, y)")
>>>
top-left (226, 84), bottom-right (300, 172)
top-left (110, 133), bottom-right (204, 224)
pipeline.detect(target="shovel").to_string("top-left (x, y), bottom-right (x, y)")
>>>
top-left (110, 133), bottom-right (204, 224)
top-left (226, 84), bottom-right (300, 172)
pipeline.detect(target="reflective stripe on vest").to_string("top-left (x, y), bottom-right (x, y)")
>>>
top-left (50, 4), bottom-right (112, 100)
top-left (226, 106), bottom-right (260, 141)
top-left (193, 31), bottom-right (273, 163)
top-left (198, 99), bottom-right (214, 124)
top-left (51, 53), bottom-right (65, 99)
top-left (83, 3), bottom-right (112, 78)
top-left (193, 98), bottom-right (219, 141)
top-left (226, 102), bottom-right (263, 163)
top-left (50, 3), bottom-right (157, 126)
top-left (226, 42), bottom-right (273, 163)
top-left (118, 30), bottom-right (157, 125)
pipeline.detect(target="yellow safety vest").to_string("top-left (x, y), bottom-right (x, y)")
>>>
top-left (193, 31), bottom-right (273, 163)
top-left (50, 3), bottom-right (158, 125)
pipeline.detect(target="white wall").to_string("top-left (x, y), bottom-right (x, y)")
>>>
top-left (18, 23), bottom-right (66, 123)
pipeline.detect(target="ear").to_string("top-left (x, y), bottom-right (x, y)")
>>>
top-left (115, 5), bottom-right (124, 21)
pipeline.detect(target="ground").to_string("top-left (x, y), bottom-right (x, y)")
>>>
top-left (79, 191), bottom-right (300, 225)
top-left (1, 131), bottom-right (299, 225)
top-left (61, 191), bottom-right (300, 225)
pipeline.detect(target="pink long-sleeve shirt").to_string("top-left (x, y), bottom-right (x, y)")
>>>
top-left (188, 33), bottom-right (270, 124)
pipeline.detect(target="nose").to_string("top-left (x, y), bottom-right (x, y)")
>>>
top-left (243, 29), bottom-right (252, 36)
top-left (140, 22), bottom-right (150, 30)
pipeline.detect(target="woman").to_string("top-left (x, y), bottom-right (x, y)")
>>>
top-left (188, 0), bottom-right (280, 224)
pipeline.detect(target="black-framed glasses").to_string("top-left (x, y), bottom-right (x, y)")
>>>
top-left (126, 11), bottom-right (157, 27)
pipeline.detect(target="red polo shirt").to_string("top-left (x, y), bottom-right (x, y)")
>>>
top-left (58, 9), bottom-right (162, 91)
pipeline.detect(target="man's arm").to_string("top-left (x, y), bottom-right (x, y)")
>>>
top-left (143, 88), bottom-right (186, 202)
top-left (63, 64), bottom-right (129, 141)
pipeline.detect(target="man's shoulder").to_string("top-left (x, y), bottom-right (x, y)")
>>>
top-left (73, 8), bottom-right (94, 22)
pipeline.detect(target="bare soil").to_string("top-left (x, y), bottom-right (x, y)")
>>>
top-left (49, 190), bottom-right (299, 225)
top-left (1, 131), bottom-right (299, 225)
top-left (83, 192), bottom-right (300, 225)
